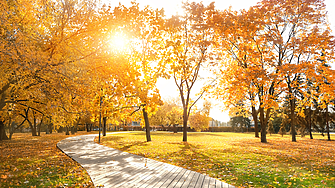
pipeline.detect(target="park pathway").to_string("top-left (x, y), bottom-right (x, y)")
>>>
top-left (57, 133), bottom-right (235, 188)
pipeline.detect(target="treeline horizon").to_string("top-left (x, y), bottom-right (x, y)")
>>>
top-left (1, 0), bottom-right (334, 142)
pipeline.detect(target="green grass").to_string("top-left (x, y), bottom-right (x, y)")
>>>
top-left (0, 132), bottom-right (95, 188)
top-left (98, 132), bottom-right (335, 188)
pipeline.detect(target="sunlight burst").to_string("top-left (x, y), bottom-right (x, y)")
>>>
top-left (109, 32), bottom-right (128, 52)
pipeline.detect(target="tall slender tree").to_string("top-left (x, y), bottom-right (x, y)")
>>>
top-left (162, 2), bottom-right (216, 141)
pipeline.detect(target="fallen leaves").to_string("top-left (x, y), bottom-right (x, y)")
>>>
top-left (0, 132), bottom-right (94, 188)
top-left (98, 132), bottom-right (335, 188)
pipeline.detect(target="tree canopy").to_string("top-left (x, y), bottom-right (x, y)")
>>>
top-left (1, 0), bottom-right (334, 142)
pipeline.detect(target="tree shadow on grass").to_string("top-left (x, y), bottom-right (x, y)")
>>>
top-left (101, 135), bottom-right (124, 142)
top-left (168, 142), bottom-right (233, 166)
top-left (190, 132), bottom-right (244, 137)
top-left (119, 141), bottom-right (148, 151)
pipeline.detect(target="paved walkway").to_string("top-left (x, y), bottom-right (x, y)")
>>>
top-left (57, 133), bottom-right (235, 188)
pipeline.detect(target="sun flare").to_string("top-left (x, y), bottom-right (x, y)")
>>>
top-left (112, 37), bottom-right (126, 48)
top-left (109, 32), bottom-right (128, 52)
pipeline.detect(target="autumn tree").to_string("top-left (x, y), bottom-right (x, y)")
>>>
top-left (267, 120), bottom-right (275, 136)
top-left (279, 122), bottom-right (287, 137)
top-left (166, 107), bottom-right (183, 133)
top-left (149, 98), bottom-right (185, 133)
top-left (214, 6), bottom-right (283, 143)
top-left (1, 105), bottom-right (30, 139)
top-left (215, 0), bottom-right (335, 143)
top-left (257, 0), bottom-right (335, 142)
top-left (102, 2), bottom-right (166, 142)
top-left (162, 2), bottom-right (216, 141)
top-left (296, 79), bottom-right (315, 139)
top-left (0, 0), bottom-right (48, 139)
top-left (0, 0), bottom-right (102, 139)
top-left (129, 7), bottom-right (165, 141)
top-left (149, 98), bottom-right (181, 128)
top-left (189, 101), bottom-right (211, 132)
top-left (149, 103), bottom-right (170, 128)
top-left (313, 52), bottom-right (334, 141)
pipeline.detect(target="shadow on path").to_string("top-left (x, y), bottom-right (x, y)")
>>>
top-left (57, 133), bottom-right (235, 188)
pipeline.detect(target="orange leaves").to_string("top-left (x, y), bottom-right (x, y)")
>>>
top-left (0, 0), bottom-right (107, 136)
top-left (189, 111), bottom-right (210, 132)
top-left (214, 0), bottom-right (335, 142)
top-left (160, 2), bottom-right (218, 141)
top-left (0, 132), bottom-right (94, 187)
top-left (189, 101), bottom-right (212, 132)
top-left (166, 106), bottom-right (183, 126)
top-left (99, 132), bottom-right (335, 187)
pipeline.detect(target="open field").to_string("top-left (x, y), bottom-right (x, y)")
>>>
top-left (0, 132), bottom-right (95, 188)
top-left (98, 132), bottom-right (335, 188)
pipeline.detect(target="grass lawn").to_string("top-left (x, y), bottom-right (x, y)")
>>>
top-left (0, 131), bottom-right (95, 188)
top-left (98, 131), bottom-right (335, 188)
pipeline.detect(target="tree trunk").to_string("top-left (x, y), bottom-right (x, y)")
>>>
top-left (37, 124), bottom-right (41, 136)
top-left (9, 131), bottom-right (13, 139)
top-left (28, 119), bottom-right (37, 136)
top-left (8, 118), bottom-right (14, 140)
top-left (71, 126), bottom-right (75, 134)
top-left (326, 105), bottom-right (331, 141)
top-left (32, 111), bottom-right (39, 136)
top-left (75, 118), bottom-right (80, 133)
top-left (142, 108), bottom-right (151, 142)
top-left (182, 107), bottom-right (188, 142)
top-left (37, 118), bottom-right (43, 136)
top-left (31, 126), bottom-right (37, 136)
top-left (290, 99), bottom-right (297, 142)
top-left (57, 127), bottom-right (63, 133)
top-left (86, 123), bottom-right (89, 132)
top-left (252, 106), bottom-right (259, 138)
top-left (75, 125), bottom-right (78, 133)
top-left (98, 113), bottom-right (101, 143)
top-left (65, 126), bottom-right (70, 135)
top-left (173, 124), bottom-right (177, 133)
top-left (259, 107), bottom-right (267, 143)
top-left (308, 107), bottom-right (313, 139)
top-left (9, 119), bottom-right (18, 139)
top-left (48, 123), bottom-right (53, 134)
top-left (103, 117), bottom-right (107, 136)
top-left (0, 120), bottom-right (9, 141)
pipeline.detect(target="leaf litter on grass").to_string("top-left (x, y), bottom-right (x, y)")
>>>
top-left (0, 132), bottom-right (94, 188)
top-left (98, 132), bottom-right (335, 188)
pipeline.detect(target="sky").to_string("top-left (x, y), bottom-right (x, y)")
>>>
top-left (104, 0), bottom-right (335, 122)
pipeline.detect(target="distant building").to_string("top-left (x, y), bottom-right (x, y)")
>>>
top-left (128, 121), bottom-right (141, 127)
top-left (209, 118), bottom-right (229, 127)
